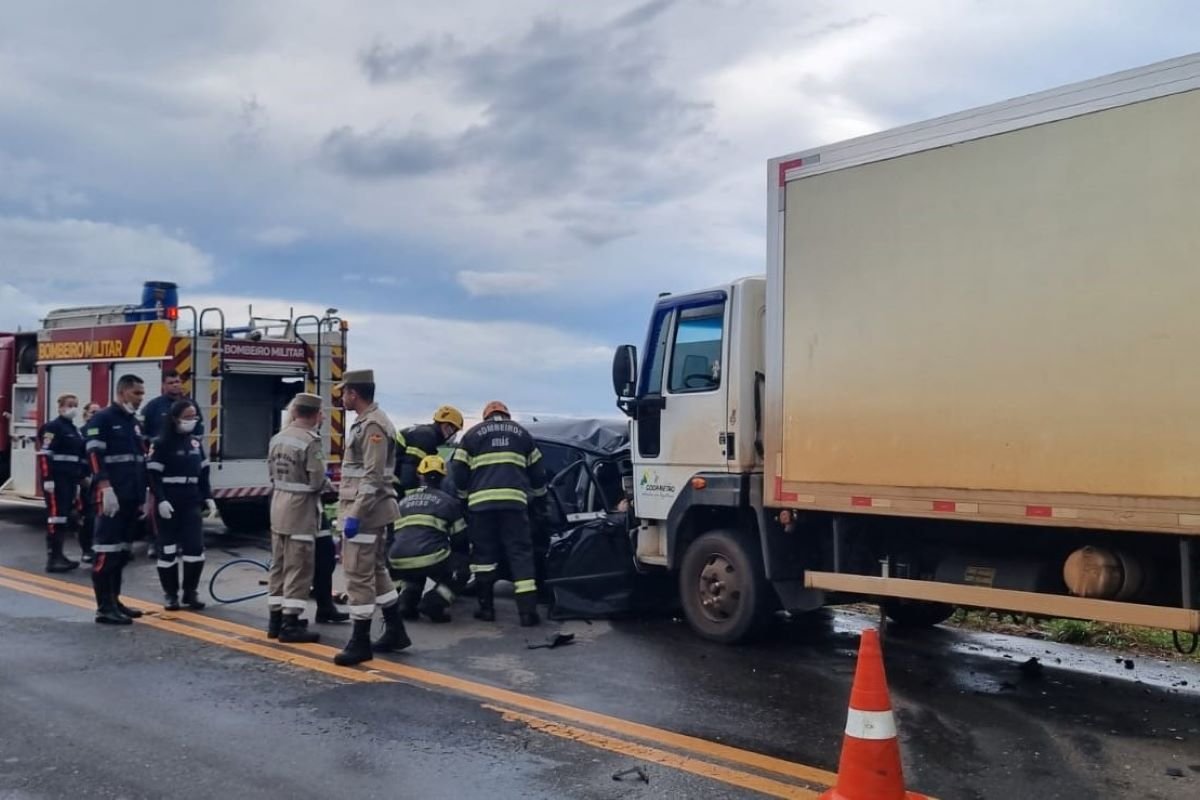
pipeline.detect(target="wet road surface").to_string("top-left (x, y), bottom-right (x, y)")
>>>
top-left (2, 506), bottom-right (1199, 799)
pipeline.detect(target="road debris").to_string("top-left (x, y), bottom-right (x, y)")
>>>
top-left (526, 632), bottom-right (575, 650)
top-left (612, 766), bottom-right (649, 784)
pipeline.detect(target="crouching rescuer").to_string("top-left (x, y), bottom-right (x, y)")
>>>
top-left (336, 370), bottom-right (410, 665)
top-left (147, 400), bottom-right (216, 611)
top-left (450, 401), bottom-right (549, 627)
top-left (389, 455), bottom-right (467, 623)
top-left (265, 393), bottom-right (329, 644)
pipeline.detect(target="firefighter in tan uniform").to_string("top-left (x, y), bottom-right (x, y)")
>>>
top-left (335, 369), bottom-right (410, 666)
top-left (265, 393), bottom-right (326, 644)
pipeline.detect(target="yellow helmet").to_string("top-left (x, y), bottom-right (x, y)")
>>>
top-left (417, 454), bottom-right (447, 477)
top-left (433, 405), bottom-right (464, 430)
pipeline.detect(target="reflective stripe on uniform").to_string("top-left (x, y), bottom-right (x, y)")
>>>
top-left (315, 529), bottom-right (333, 539)
top-left (162, 544), bottom-right (178, 555)
top-left (349, 604), bottom-right (376, 619)
top-left (467, 488), bottom-right (528, 506)
top-left (51, 454), bottom-right (81, 463)
top-left (157, 559), bottom-right (178, 568)
top-left (451, 519), bottom-right (467, 535)
top-left (513, 579), bottom-right (537, 594)
top-left (388, 548), bottom-right (450, 571)
top-left (290, 533), bottom-right (315, 543)
top-left (162, 476), bottom-right (199, 485)
top-left (376, 589), bottom-right (399, 606)
top-left (529, 486), bottom-right (548, 498)
top-left (271, 481), bottom-right (315, 493)
top-left (147, 462), bottom-right (165, 472)
top-left (104, 454), bottom-right (144, 464)
top-left (47, 516), bottom-right (68, 524)
top-left (267, 595), bottom-right (284, 608)
top-left (181, 555), bottom-right (206, 563)
top-left (434, 583), bottom-right (455, 602)
top-left (395, 514), bottom-right (449, 533)
top-left (452, 449), bottom-right (470, 464)
top-left (528, 448), bottom-right (543, 466)
top-left (93, 544), bottom-right (124, 553)
top-left (469, 452), bottom-right (528, 469)
top-left (345, 533), bottom-right (377, 545)
top-left (282, 598), bottom-right (308, 610)
top-left (469, 562), bottom-right (498, 573)
top-left (341, 467), bottom-right (367, 478)
top-left (86, 440), bottom-right (107, 452)
top-left (42, 481), bottom-right (56, 491)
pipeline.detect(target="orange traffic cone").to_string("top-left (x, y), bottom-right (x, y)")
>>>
top-left (821, 628), bottom-right (927, 800)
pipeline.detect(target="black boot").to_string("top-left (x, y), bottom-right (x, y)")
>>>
top-left (93, 571), bottom-right (131, 626)
top-left (399, 586), bottom-right (422, 621)
top-left (418, 589), bottom-right (453, 623)
top-left (516, 591), bottom-right (541, 627)
top-left (279, 614), bottom-right (321, 643)
top-left (181, 560), bottom-right (206, 611)
top-left (45, 535), bottom-right (79, 573)
top-left (473, 580), bottom-right (496, 622)
top-left (158, 561), bottom-right (181, 610)
top-left (372, 603), bottom-right (412, 653)
top-left (267, 609), bottom-right (283, 638)
top-left (334, 619), bottom-right (374, 666)
top-left (316, 601), bottom-right (350, 624)
top-left (112, 554), bottom-right (143, 618)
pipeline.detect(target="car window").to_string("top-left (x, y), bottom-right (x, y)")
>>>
top-left (668, 304), bottom-right (724, 394)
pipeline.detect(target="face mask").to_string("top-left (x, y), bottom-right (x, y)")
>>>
top-left (177, 419), bottom-right (198, 434)
top-left (121, 402), bottom-right (137, 414)
top-left (62, 407), bottom-right (79, 421)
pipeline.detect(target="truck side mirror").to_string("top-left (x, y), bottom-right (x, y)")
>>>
top-left (612, 345), bottom-right (638, 418)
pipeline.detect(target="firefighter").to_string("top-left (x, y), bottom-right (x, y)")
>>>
top-left (394, 405), bottom-right (464, 497)
top-left (37, 393), bottom-right (86, 573)
top-left (335, 369), bottom-right (409, 665)
top-left (389, 455), bottom-right (466, 623)
top-left (265, 393), bottom-right (327, 644)
top-left (449, 401), bottom-right (548, 627)
top-left (79, 403), bottom-right (102, 563)
top-left (147, 400), bottom-right (216, 611)
top-left (313, 469), bottom-right (349, 625)
top-left (141, 369), bottom-right (204, 441)
top-left (84, 374), bottom-right (148, 625)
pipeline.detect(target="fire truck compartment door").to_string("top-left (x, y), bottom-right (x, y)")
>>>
top-left (108, 359), bottom-right (165, 396)
top-left (46, 363), bottom-right (93, 413)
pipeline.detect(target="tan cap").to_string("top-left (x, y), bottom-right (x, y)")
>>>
top-left (292, 393), bottom-right (323, 410)
top-left (339, 369), bottom-right (375, 385)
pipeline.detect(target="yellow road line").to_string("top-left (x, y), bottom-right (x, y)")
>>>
top-left (485, 705), bottom-right (819, 800)
top-left (0, 565), bottom-right (837, 789)
top-left (0, 576), bottom-right (390, 684)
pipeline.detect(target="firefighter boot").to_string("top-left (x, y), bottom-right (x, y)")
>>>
top-left (111, 553), bottom-right (143, 619)
top-left (279, 614), bottom-right (321, 644)
top-left (473, 579), bottom-right (496, 622)
top-left (418, 588), bottom-right (453, 624)
top-left (399, 584), bottom-right (422, 621)
top-left (334, 619), bottom-right (374, 666)
top-left (267, 609), bottom-right (283, 639)
top-left (181, 561), bottom-right (207, 611)
top-left (158, 562), bottom-right (181, 611)
top-left (516, 591), bottom-right (541, 628)
top-left (372, 603), bottom-right (412, 653)
top-left (45, 535), bottom-right (79, 573)
top-left (93, 571), bottom-right (131, 626)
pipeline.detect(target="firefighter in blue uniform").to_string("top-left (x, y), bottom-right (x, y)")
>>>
top-left (449, 401), bottom-right (549, 627)
top-left (389, 455), bottom-right (467, 623)
top-left (140, 368), bottom-right (204, 441)
top-left (147, 399), bottom-right (217, 611)
top-left (85, 374), bottom-right (149, 625)
top-left (37, 393), bottom-right (87, 573)
top-left (393, 406), bottom-right (464, 497)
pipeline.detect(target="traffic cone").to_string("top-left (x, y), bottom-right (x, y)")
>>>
top-left (821, 628), bottom-right (927, 800)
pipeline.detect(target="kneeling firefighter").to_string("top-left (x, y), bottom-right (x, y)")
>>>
top-left (389, 455), bottom-right (467, 623)
top-left (147, 400), bottom-right (216, 611)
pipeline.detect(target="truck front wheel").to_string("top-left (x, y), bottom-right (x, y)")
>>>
top-left (678, 529), bottom-right (771, 644)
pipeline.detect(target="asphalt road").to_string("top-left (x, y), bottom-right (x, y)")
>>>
top-left (2, 505), bottom-right (1199, 799)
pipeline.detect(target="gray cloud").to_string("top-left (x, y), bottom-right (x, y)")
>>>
top-left (319, 126), bottom-right (455, 178)
top-left (611, 0), bottom-right (676, 30)
top-left (359, 36), bottom-right (458, 83)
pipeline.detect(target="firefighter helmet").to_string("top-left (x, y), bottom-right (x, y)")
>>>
top-left (433, 405), bottom-right (464, 430)
top-left (417, 455), bottom-right (447, 477)
top-left (481, 401), bottom-right (511, 420)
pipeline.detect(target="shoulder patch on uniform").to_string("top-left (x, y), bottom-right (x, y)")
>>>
top-left (86, 428), bottom-right (99, 436)
top-left (42, 433), bottom-right (54, 446)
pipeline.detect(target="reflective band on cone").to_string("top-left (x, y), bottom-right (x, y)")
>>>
top-left (843, 708), bottom-right (898, 740)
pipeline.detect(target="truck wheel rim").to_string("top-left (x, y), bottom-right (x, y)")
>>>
top-left (697, 553), bottom-right (741, 624)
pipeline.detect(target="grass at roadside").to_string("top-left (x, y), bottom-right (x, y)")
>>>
top-left (947, 609), bottom-right (1200, 663)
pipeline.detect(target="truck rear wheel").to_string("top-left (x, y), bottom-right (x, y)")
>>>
top-left (678, 529), bottom-right (771, 644)
top-left (882, 599), bottom-right (955, 628)
top-left (217, 501), bottom-right (270, 534)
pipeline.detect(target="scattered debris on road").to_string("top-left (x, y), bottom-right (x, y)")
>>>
top-left (612, 766), bottom-right (649, 784)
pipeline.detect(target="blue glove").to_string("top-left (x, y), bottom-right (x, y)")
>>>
top-left (342, 517), bottom-right (359, 539)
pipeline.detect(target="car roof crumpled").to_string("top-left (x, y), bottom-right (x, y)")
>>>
top-left (523, 418), bottom-right (629, 457)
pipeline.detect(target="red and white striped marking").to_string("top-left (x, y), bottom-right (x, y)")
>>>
top-left (211, 486), bottom-right (271, 499)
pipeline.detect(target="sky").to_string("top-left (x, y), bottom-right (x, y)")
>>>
top-left (2, 1), bottom-right (1198, 424)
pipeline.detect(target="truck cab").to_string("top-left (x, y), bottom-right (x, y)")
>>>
top-left (614, 277), bottom-right (786, 641)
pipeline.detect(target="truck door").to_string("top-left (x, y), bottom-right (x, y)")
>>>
top-left (631, 291), bottom-right (730, 520)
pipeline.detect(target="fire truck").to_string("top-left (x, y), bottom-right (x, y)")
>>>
top-left (1, 281), bottom-right (347, 532)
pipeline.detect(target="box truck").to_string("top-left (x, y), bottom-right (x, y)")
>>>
top-left (611, 53), bottom-right (1200, 643)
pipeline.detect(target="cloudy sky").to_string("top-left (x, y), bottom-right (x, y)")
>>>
top-left (2, 1), bottom-right (1197, 423)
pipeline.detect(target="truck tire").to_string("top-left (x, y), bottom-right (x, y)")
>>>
top-left (217, 501), bottom-right (270, 534)
top-left (678, 529), bottom-right (771, 644)
top-left (882, 599), bottom-right (955, 628)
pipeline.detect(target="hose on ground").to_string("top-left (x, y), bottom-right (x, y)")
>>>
top-left (207, 557), bottom-right (270, 604)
